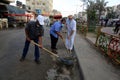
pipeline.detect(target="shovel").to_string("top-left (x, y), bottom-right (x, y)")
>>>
top-left (31, 41), bottom-right (74, 66)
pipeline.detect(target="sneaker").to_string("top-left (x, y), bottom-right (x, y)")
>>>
top-left (20, 57), bottom-right (25, 62)
top-left (34, 60), bottom-right (41, 64)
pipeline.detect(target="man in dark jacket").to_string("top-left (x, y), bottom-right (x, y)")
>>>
top-left (20, 15), bottom-right (44, 64)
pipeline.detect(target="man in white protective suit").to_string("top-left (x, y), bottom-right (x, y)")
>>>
top-left (66, 15), bottom-right (76, 53)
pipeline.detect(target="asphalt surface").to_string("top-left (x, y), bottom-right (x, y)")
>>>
top-left (0, 27), bottom-right (80, 80)
top-left (0, 28), bottom-right (54, 80)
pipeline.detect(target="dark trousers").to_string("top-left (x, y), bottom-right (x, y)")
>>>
top-left (50, 34), bottom-right (58, 49)
top-left (114, 26), bottom-right (119, 34)
top-left (22, 38), bottom-right (40, 60)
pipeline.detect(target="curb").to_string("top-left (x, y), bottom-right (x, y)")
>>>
top-left (73, 46), bottom-right (85, 80)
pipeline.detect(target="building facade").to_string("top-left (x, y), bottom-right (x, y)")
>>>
top-left (26, 0), bottom-right (53, 15)
top-left (105, 4), bottom-right (120, 19)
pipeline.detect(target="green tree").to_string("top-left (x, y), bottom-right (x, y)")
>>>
top-left (95, 0), bottom-right (108, 20)
top-left (87, 0), bottom-right (98, 31)
top-left (80, 0), bottom-right (108, 21)
top-left (87, 0), bottom-right (97, 24)
top-left (106, 7), bottom-right (117, 19)
top-left (80, 0), bottom-right (108, 31)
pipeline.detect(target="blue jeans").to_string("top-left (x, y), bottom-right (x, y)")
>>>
top-left (22, 38), bottom-right (40, 61)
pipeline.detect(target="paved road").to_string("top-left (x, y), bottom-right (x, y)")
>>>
top-left (0, 28), bottom-right (54, 80)
top-left (0, 27), bottom-right (80, 80)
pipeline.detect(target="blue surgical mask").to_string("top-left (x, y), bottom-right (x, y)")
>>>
top-left (62, 24), bottom-right (64, 27)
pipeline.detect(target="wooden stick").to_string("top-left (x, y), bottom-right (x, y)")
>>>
top-left (31, 41), bottom-right (59, 58)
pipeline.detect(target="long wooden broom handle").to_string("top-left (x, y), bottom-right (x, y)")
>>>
top-left (31, 41), bottom-right (59, 58)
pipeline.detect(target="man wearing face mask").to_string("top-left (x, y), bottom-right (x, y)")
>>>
top-left (20, 14), bottom-right (44, 64)
top-left (50, 18), bottom-right (66, 54)
top-left (66, 15), bottom-right (76, 53)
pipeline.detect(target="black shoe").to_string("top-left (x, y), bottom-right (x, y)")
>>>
top-left (54, 48), bottom-right (58, 50)
top-left (20, 57), bottom-right (25, 62)
top-left (34, 60), bottom-right (41, 64)
top-left (51, 48), bottom-right (57, 50)
top-left (51, 49), bottom-right (58, 54)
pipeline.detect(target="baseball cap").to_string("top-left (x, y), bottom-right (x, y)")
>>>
top-left (36, 15), bottom-right (44, 25)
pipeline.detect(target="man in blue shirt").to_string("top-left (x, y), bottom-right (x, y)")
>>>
top-left (50, 18), bottom-right (66, 54)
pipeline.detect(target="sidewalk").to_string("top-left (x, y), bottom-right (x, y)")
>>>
top-left (74, 33), bottom-right (120, 80)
